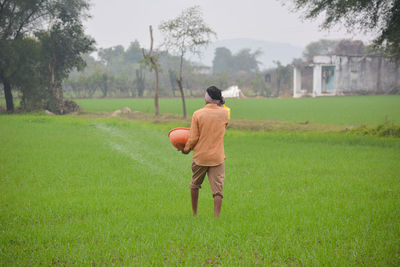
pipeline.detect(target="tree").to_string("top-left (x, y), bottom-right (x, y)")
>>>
top-left (98, 45), bottom-right (126, 75)
top-left (335, 39), bottom-right (365, 55)
top-left (287, 0), bottom-right (400, 61)
top-left (98, 45), bottom-right (125, 66)
top-left (212, 47), bottom-right (233, 73)
top-left (10, 38), bottom-right (45, 110)
top-left (85, 74), bottom-right (99, 98)
top-left (303, 39), bottom-right (339, 62)
top-left (125, 40), bottom-right (142, 63)
top-left (99, 73), bottom-right (110, 98)
top-left (36, 19), bottom-right (94, 113)
top-left (0, 0), bottom-right (52, 112)
top-left (274, 61), bottom-right (292, 97)
top-left (113, 75), bottom-right (131, 96)
top-left (302, 39), bottom-right (365, 61)
top-left (232, 48), bottom-right (261, 73)
top-left (142, 25), bottom-right (160, 116)
top-left (212, 72), bottom-right (230, 90)
top-left (159, 5), bottom-right (216, 118)
top-left (251, 71), bottom-right (271, 97)
top-left (212, 47), bottom-right (261, 74)
top-left (135, 68), bottom-right (146, 97)
top-left (0, 0), bottom-right (93, 112)
top-left (168, 69), bottom-right (178, 97)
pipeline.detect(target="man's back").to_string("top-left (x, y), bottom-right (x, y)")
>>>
top-left (184, 103), bottom-right (229, 166)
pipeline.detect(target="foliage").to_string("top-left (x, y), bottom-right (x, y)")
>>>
top-left (64, 48), bottom-right (198, 99)
top-left (35, 19), bottom-right (94, 113)
top-left (65, 73), bottom-right (100, 98)
top-left (159, 6), bottom-right (216, 57)
top-left (98, 45), bottom-right (127, 74)
top-left (135, 68), bottom-right (146, 97)
top-left (159, 5), bottom-right (216, 117)
top-left (234, 48), bottom-right (262, 73)
top-left (168, 69), bottom-right (178, 96)
top-left (66, 45), bottom-right (143, 99)
top-left (274, 61), bottom-right (292, 97)
top-left (212, 47), bottom-right (233, 73)
top-left (99, 73), bottom-right (110, 98)
top-left (250, 72), bottom-right (271, 97)
top-left (0, 37), bottom-right (44, 110)
top-left (0, 0), bottom-right (93, 113)
top-left (212, 47), bottom-right (261, 74)
top-left (0, 0), bottom-right (90, 40)
top-left (334, 39), bottom-right (365, 55)
top-left (209, 71), bottom-right (231, 90)
top-left (348, 121), bottom-right (400, 138)
top-left (299, 39), bottom-right (367, 64)
top-left (302, 39), bottom-right (339, 62)
top-left (124, 40), bottom-right (142, 63)
top-left (287, 0), bottom-right (400, 61)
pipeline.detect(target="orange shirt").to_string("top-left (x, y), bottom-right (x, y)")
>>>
top-left (184, 103), bottom-right (229, 166)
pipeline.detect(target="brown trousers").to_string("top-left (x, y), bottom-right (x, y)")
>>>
top-left (190, 162), bottom-right (225, 198)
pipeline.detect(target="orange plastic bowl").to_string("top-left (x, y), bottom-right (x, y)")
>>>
top-left (168, 128), bottom-right (190, 150)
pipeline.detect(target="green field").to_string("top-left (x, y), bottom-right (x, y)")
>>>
top-left (1, 113), bottom-right (399, 265)
top-left (76, 95), bottom-right (400, 125)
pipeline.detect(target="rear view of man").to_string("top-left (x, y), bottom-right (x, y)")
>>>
top-left (181, 86), bottom-right (229, 217)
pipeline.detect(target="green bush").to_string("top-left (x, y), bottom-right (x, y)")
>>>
top-left (348, 122), bottom-right (400, 138)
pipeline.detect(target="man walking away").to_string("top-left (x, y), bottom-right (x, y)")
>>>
top-left (181, 86), bottom-right (229, 217)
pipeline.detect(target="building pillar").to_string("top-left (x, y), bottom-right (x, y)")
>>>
top-left (313, 64), bottom-right (322, 97)
top-left (293, 67), bottom-right (302, 98)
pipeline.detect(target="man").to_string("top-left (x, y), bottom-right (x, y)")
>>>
top-left (181, 86), bottom-right (229, 217)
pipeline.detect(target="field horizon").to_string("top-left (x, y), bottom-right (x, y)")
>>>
top-left (75, 95), bottom-right (400, 126)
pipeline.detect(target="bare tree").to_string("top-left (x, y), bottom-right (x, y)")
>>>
top-left (142, 25), bottom-right (160, 116)
top-left (159, 6), bottom-right (215, 118)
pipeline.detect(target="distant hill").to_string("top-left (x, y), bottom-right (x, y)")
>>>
top-left (187, 38), bottom-right (304, 69)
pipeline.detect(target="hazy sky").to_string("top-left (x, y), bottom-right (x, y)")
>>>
top-left (84, 0), bottom-right (376, 50)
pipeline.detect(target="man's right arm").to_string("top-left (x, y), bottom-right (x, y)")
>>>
top-left (183, 113), bottom-right (199, 153)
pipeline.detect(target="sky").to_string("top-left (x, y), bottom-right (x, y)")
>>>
top-left (84, 0), bottom-right (376, 50)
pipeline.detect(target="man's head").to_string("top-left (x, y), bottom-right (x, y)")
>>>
top-left (205, 86), bottom-right (225, 106)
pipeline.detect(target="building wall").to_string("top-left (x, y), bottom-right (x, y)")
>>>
top-left (293, 55), bottom-right (400, 97)
top-left (334, 56), bottom-right (400, 94)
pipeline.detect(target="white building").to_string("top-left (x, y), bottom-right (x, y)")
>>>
top-left (293, 55), bottom-right (400, 97)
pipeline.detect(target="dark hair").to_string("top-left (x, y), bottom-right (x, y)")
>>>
top-left (206, 86), bottom-right (222, 100)
top-left (206, 85), bottom-right (225, 106)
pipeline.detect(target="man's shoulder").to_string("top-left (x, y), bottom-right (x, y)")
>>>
top-left (193, 108), bottom-right (203, 116)
top-left (195, 105), bottom-right (228, 120)
top-left (194, 106), bottom-right (208, 115)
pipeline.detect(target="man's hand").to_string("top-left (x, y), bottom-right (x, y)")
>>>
top-left (180, 148), bottom-right (190, 155)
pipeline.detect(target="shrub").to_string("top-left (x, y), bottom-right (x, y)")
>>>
top-left (348, 122), bottom-right (400, 138)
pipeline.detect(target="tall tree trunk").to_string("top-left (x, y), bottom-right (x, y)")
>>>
top-left (178, 54), bottom-right (187, 118)
top-left (189, 85), bottom-right (193, 97)
top-left (154, 66), bottom-right (159, 116)
top-left (277, 79), bottom-right (281, 97)
top-left (48, 58), bottom-right (63, 113)
top-left (3, 79), bottom-right (14, 112)
top-left (177, 78), bottom-right (186, 118)
top-left (144, 25), bottom-right (160, 116)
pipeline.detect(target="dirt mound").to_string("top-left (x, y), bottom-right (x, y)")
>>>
top-left (63, 100), bottom-right (80, 113)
